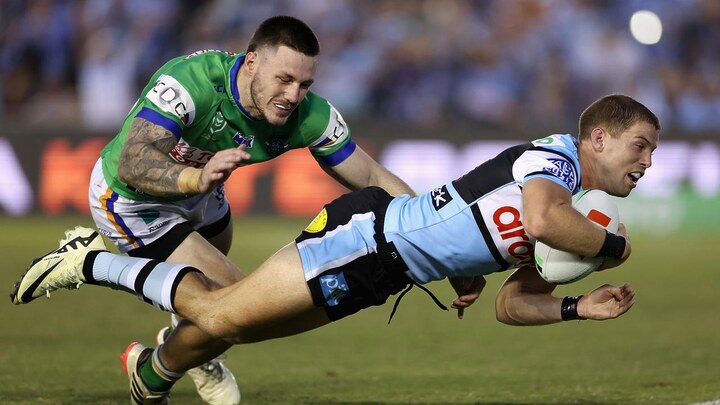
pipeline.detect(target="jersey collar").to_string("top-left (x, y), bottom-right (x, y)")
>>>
top-left (229, 54), bottom-right (260, 121)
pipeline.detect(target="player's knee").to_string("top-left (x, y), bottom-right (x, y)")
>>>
top-left (199, 260), bottom-right (245, 287)
top-left (199, 313), bottom-right (253, 343)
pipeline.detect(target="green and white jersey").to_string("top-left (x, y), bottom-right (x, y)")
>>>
top-left (101, 50), bottom-right (355, 201)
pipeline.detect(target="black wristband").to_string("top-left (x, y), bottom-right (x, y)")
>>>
top-left (561, 295), bottom-right (585, 321)
top-left (595, 230), bottom-right (626, 259)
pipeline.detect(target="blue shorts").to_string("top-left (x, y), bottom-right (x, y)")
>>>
top-left (295, 187), bottom-right (411, 321)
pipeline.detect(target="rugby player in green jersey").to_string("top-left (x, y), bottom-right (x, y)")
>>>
top-left (83, 15), bottom-right (412, 405)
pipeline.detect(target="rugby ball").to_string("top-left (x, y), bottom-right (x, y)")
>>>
top-left (534, 189), bottom-right (619, 284)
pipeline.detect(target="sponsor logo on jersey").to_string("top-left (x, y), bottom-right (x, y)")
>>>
top-left (312, 104), bottom-right (350, 152)
top-left (305, 208), bottom-right (328, 233)
top-left (148, 220), bottom-right (170, 232)
top-left (543, 158), bottom-right (578, 191)
top-left (430, 185), bottom-right (452, 211)
top-left (97, 228), bottom-right (112, 237)
top-left (266, 138), bottom-right (287, 158)
top-left (476, 186), bottom-right (535, 268)
top-left (319, 272), bottom-right (349, 307)
top-left (233, 133), bottom-right (254, 148)
top-left (319, 117), bottom-right (346, 148)
top-left (169, 138), bottom-right (215, 168)
top-left (146, 75), bottom-right (196, 125)
top-left (492, 205), bottom-right (534, 267)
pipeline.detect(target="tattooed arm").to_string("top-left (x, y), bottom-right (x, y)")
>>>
top-left (118, 118), bottom-right (250, 197)
top-left (117, 118), bottom-right (186, 196)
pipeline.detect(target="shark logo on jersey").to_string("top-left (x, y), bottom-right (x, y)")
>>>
top-left (430, 185), bottom-right (452, 211)
top-left (233, 133), bottom-right (254, 148)
top-left (544, 159), bottom-right (578, 191)
top-left (266, 138), bottom-right (287, 158)
top-left (146, 75), bottom-right (196, 125)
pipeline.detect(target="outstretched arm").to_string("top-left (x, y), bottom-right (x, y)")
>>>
top-left (321, 145), bottom-right (415, 197)
top-left (495, 265), bottom-right (635, 326)
top-left (118, 117), bottom-right (250, 197)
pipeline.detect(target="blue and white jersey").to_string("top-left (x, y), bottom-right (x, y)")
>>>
top-left (384, 134), bottom-right (583, 284)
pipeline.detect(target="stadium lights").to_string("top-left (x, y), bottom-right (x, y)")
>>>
top-left (630, 10), bottom-right (663, 45)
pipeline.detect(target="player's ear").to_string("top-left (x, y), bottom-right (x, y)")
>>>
top-left (590, 127), bottom-right (606, 152)
top-left (244, 51), bottom-right (259, 73)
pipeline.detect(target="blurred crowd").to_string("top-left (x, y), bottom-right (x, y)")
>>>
top-left (1, 0), bottom-right (719, 133)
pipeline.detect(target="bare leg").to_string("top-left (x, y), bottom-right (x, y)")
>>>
top-left (158, 227), bottom-right (242, 372)
top-left (172, 242), bottom-right (332, 345)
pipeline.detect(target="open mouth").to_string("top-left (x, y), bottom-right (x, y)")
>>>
top-left (627, 172), bottom-right (643, 186)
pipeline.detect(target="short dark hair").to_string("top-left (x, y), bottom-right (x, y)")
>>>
top-left (247, 16), bottom-right (320, 56)
top-left (578, 94), bottom-right (660, 140)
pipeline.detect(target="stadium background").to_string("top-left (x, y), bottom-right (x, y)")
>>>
top-left (1, 0), bottom-right (719, 231)
top-left (1, 1), bottom-right (719, 404)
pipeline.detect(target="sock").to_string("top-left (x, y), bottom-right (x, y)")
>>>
top-left (139, 345), bottom-right (183, 392)
top-left (82, 251), bottom-right (200, 312)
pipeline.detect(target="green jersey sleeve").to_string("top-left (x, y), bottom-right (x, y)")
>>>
top-left (135, 51), bottom-right (235, 139)
top-left (296, 92), bottom-right (356, 167)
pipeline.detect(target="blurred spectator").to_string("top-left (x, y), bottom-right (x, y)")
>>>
top-left (1, 0), bottom-right (718, 133)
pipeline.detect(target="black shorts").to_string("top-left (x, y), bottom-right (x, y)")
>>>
top-left (297, 187), bottom-right (412, 321)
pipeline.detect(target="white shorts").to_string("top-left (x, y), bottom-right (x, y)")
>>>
top-left (88, 158), bottom-right (230, 257)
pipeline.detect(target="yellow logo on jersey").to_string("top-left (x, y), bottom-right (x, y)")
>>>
top-left (305, 208), bottom-right (328, 233)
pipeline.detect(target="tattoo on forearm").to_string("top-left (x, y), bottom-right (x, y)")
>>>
top-left (118, 118), bottom-right (186, 196)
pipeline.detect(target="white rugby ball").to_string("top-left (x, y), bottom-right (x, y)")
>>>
top-left (534, 189), bottom-right (619, 285)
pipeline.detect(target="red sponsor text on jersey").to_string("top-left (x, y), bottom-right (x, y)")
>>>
top-left (493, 206), bottom-right (534, 267)
top-left (169, 142), bottom-right (215, 168)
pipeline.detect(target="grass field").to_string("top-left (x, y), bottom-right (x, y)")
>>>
top-left (1, 215), bottom-right (718, 405)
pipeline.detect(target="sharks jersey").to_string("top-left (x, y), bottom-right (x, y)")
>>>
top-left (384, 134), bottom-right (583, 284)
top-left (100, 50), bottom-right (354, 201)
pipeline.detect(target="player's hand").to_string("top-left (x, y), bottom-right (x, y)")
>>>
top-left (449, 276), bottom-right (486, 319)
top-left (596, 223), bottom-right (632, 271)
top-left (197, 146), bottom-right (251, 193)
top-left (577, 283), bottom-right (635, 320)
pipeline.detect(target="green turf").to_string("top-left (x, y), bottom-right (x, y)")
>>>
top-left (1, 215), bottom-right (718, 404)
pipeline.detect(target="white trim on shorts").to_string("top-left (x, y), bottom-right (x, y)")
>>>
top-left (88, 158), bottom-right (229, 254)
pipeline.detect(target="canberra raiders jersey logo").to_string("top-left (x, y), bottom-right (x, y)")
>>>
top-left (266, 138), bottom-right (287, 158)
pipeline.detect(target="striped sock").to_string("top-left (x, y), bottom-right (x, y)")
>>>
top-left (82, 252), bottom-right (200, 312)
top-left (139, 345), bottom-right (183, 392)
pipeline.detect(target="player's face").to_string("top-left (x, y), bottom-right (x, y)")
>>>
top-left (247, 46), bottom-right (317, 126)
top-left (599, 121), bottom-right (659, 197)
